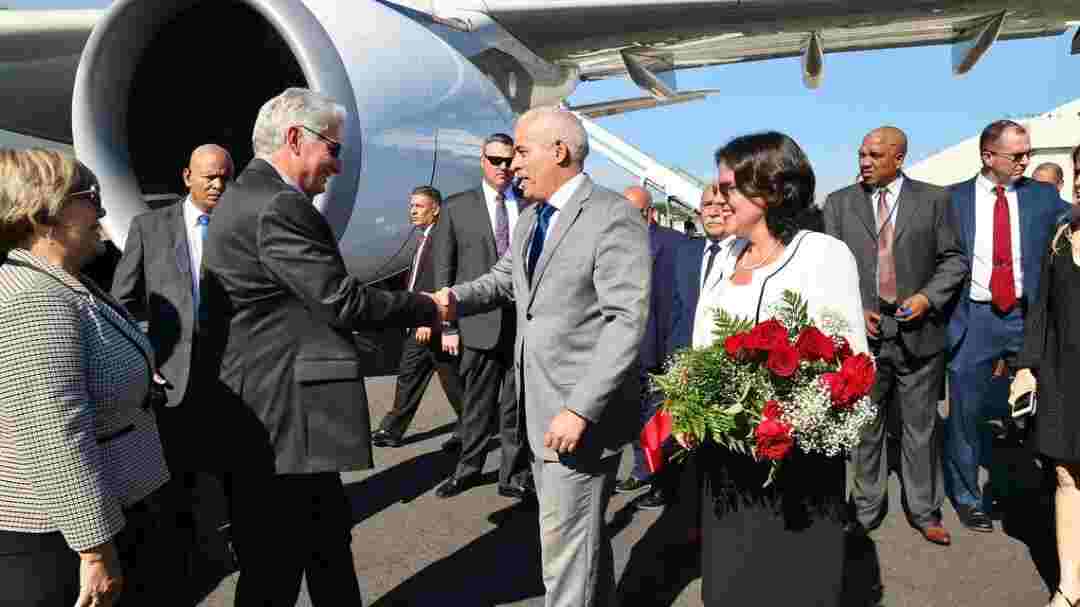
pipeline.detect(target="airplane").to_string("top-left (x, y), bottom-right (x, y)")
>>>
top-left (2, 0), bottom-right (1078, 281)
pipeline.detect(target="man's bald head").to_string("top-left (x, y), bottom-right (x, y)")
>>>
top-left (623, 185), bottom-right (654, 223)
top-left (184, 144), bottom-right (234, 213)
top-left (859, 126), bottom-right (908, 187)
top-left (1032, 162), bottom-right (1065, 191)
top-left (510, 106), bottom-right (589, 201)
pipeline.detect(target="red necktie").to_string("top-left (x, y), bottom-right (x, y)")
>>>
top-left (990, 185), bottom-right (1017, 313)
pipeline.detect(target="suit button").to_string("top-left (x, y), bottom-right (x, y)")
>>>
top-left (526, 313), bottom-right (533, 321)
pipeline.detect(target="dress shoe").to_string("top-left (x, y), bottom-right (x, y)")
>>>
top-left (634, 487), bottom-right (667, 511)
top-left (441, 435), bottom-right (462, 452)
top-left (917, 519), bottom-right (952, 546)
top-left (615, 477), bottom-right (650, 494)
top-left (371, 429), bottom-right (403, 448)
top-left (435, 475), bottom-right (480, 499)
top-left (498, 477), bottom-right (536, 500)
top-left (956, 505), bottom-right (994, 533)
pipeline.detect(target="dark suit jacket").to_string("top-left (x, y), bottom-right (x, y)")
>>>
top-left (640, 224), bottom-right (684, 370)
top-left (112, 202), bottom-right (198, 406)
top-left (201, 159), bottom-right (436, 474)
top-left (669, 238), bottom-right (707, 355)
top-left (409, 223), bottom-right (452, 358)
top-left (823, 176), bottom-right (967, 358)
top-left (432, 187), bottom-right (516, 350)
top-left (945, 176), bottom-right (1069, 349)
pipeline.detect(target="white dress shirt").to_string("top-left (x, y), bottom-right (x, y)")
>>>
top-left (481, 180), bottom-right (520, 243)
top-left (182, 196), bottom-right (209, 299)
top-left (541, 172), bottom-right (587, 244)
top-left (970, 174), bottom-right (1023, 302)
top-left (871, 174), bottom-right (904, 229)
top-left (408, 224), bottom-right (434, 292)
top-left (699, 235), bottom-right (737, 291)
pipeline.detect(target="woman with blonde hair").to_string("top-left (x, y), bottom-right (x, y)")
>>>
top-left (1013, 185), bottom-right (1080, 607)
top-left (0, 149), bottom-right (169, 606)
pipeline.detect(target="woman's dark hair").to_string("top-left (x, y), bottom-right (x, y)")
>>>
top-left (714, 131), bottom-right (820, 244)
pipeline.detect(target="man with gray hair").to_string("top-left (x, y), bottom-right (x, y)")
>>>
top-left (433, 106), bottom-right (650, 607)
top-left (1032, 161), bottom-right (1066, 194)
top-left (201, 87), bottom-right (442, 607)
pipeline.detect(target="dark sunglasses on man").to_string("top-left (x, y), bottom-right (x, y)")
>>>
top-left (485, 154), bottom-right (513, 169)
top-left (300, 125), bottom-right (343, 159)
top-left (68, 183), bottom-right (106, 219)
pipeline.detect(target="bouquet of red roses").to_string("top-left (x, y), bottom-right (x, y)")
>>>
top-left (650, 290), bottom-right (877, 484)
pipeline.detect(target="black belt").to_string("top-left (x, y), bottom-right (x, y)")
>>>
top-left (970, 297), bottom-right (1028, 313)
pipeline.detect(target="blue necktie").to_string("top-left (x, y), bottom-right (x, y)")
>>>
top-left (527, 202), bottom-right (556, 284)
top-left (196, 214), bottom-right (209, 325)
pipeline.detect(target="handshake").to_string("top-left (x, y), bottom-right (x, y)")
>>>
top-left (422, 287), bottom-right (458, 324)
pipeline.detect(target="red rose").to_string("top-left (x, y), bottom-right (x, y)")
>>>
top-left (840, 353), bottom-right (875, 399)
top-left (746, 319), bottom-right (789, 353)
top-left (795, 326), bottom-right (835, 362)
top-left (765, 342), bottom-right (800, 378)
top-left (724, 333), bottom-right (748, 359)
top-left (834, 336), bottom-right (853, 362)
top-left (822, 353), bottom-right (876, 409)
top-left (762, 400), bottom-right (784, 420)
top-left (754, 417), bottom-right (794, 461)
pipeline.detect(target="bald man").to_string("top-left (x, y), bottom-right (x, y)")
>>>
top-left (824, 126), bottom-right (966, 546)
top-left (616, 185), bottom-right (685, 509)
top-left (113, 143), bottom-right (236, 579)
top-left (1032, 162), bottom-right (1065, 194)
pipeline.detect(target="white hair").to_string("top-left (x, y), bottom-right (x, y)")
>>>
top-left (518, 106), bottom-right (589, 164)
top-left (252, 88), bottom-right (347, 160)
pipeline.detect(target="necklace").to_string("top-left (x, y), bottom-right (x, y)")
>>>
top-left (737, 239), bottom-right (782, 271)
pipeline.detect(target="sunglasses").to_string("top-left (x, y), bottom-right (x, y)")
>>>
top-left (485, 154), bottom-right (513, 168)
top-left (983, 148), bottom-right (1032, 164)
top-left (300, 125), bottom-right (343, 159)
top-left (68, 183), bottom-right (106, 218)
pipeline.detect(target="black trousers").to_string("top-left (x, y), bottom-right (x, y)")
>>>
top-left (231, 472), bottom-right (360, 607)
top-left (378, 331), bottom-right (464, 439)
top-left (454, 342), bottom-right (529, 486)
top-left (0, 498), bottom-right (171, 607)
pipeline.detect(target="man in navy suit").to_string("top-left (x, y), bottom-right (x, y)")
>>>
top-left (945, 120), bottom-right (1069, 532)
top-left (615, 186), bottom-right (685, 509)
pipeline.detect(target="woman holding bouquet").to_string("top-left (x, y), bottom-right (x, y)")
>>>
top-left (684, 132), bottom-right (869, 606)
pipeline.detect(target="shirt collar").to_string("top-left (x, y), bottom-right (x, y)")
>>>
top-left (482, 179), bottom-right (514, 204)
top-left (977, 172), bottom-right (1015, 194)
top-left (182, 195), bottom-right (209, 226)
top-left (874, 174), bottom-right (904, 198)
top-left (704, 234), bottom-right (734, 251)
top-left (546, 172), bottom-right (587, 211)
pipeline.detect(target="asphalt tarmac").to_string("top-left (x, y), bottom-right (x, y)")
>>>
top-left (195, 376), bottom-right (1058, 607)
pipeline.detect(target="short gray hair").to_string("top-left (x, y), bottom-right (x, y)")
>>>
top-left (518, 106), bottom-right (589, 164)
top-left (252, 88), bottom-right (346, 160)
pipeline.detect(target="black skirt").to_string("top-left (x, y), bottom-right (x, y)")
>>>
top-left (700, 444), bottom-right (847, 606)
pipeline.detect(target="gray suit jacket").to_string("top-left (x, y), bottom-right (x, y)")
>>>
top-left (823, 176), bottom-right (967, 358)
top-left (113, 202), bottom-right (198, 406)
top-left (452, 175), bottom-right (651, 464)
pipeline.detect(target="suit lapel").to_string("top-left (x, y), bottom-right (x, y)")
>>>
top-left (467, 188), bottom-right (498, 258)
top-left (852, 187), bottom-right (877, 239)
top-left (892, 178), bottom-right (918, 243)
top-left (1016, 179), bottom-right (1036, 276)
top-left (173, 203), bottom-right (192, 280)
top-left (957, 178), bottom-right (977, 257)
top-left (688, 246), bottom-right (702, 312)
top-left (528, 177), bottom-right (591, 304)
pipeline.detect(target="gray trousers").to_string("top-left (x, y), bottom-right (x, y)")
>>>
top-left (532, 453), bottom-right (621, 607)
top-left (851, 337), bottom-right (946, 528)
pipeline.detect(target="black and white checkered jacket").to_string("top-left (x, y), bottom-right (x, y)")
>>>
top-left (0, 249), bottom-right (169, 551)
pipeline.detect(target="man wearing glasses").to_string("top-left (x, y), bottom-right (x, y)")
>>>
top-left (944, 120), bottom-right (1068, 533)
top-left (112, 143), bottom-right (235, 583)
top-left (200, 88), bottom-right (442, 607)
top-left (431, 132), bottom-right (534, 500)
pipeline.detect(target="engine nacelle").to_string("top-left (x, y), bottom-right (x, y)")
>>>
top-left (73, 0), bottom-right (514, 281)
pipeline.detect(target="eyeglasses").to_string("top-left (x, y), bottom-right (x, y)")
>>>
top-left (485, 154), bottom-right (513, 168)
top-left (300, 125), bottom-right (342, 159)
top-left (984, 148), bottom-right (1032, 164)
top-left (68, 183), bottom-right (106, 218)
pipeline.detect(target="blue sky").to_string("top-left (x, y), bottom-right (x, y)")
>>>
top-left (11, 1), bottom-right (1080, 198)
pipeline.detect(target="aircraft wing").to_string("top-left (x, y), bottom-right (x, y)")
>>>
top-left (456, 0), bottom-right (1079, 93)
top-left (0, 10), bottom-right (101, 143)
